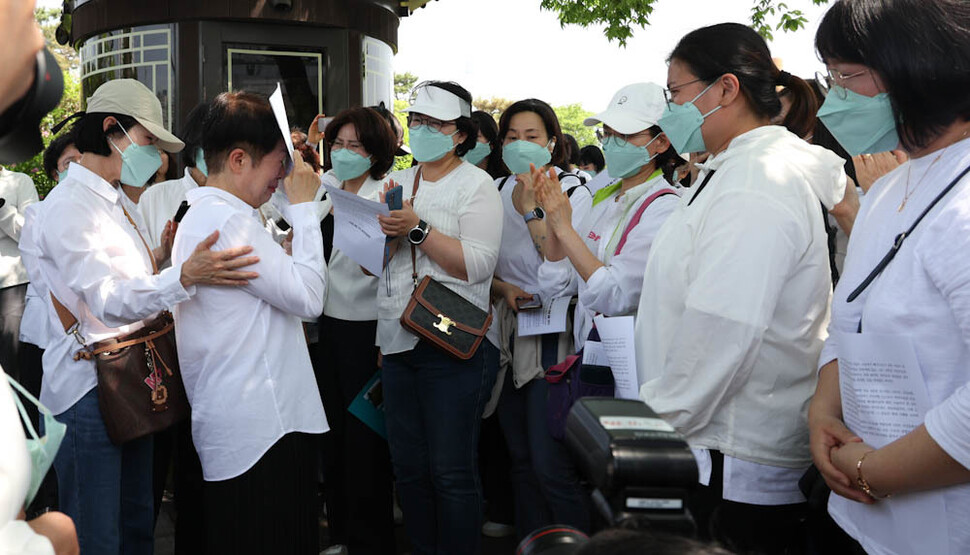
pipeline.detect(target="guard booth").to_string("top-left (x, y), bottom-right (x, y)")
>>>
top-left (63, 0), bottom-right (436, 142)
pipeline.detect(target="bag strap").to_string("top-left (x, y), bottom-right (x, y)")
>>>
top-left (50, 203), bottom-right (162, 344)
top-left (847, 163), bottom-right (970, 303)
top-left (687, 170), bottom-right (716, 206)
top-left (613, 188), bottom-right (677, 256)
top-left (410, 168), bottom-right (422, 289)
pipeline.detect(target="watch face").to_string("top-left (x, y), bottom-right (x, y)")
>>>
top-left (534, 206), bottom-right (545, 219)
top-left (408, 226), bottom-right (424, 243)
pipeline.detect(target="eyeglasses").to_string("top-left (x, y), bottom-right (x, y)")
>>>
top-left (596, 127), bottom-right (653, 145)
top-left (815, 68), bottom-right (868, 99)
top-left (407, 114), bottom-right (455, 133)
top-left (663, 77), bottom-right (707, 108)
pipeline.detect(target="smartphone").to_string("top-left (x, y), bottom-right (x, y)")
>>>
top-left (318, 116), bottom-right (334, 133)
top-left (385, 184), bottom-right (403, 211)
top-left (173, 200), bottom-right (190, 223)
top-left (516, 295), bottom-right (542, 310)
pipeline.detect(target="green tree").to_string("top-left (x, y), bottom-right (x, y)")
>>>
top-left (554, 103), bottom-right (597, 148)
top-left (540, 0), bottom-right (830, 45)
top-left (473, 97), bottom-right (513, 117)
top-left (7, 8), bottom-right (83, 198)
top-left (392, 99), bottom-right (414, 171)
top-left (394, 72), bottom-right (419, 102)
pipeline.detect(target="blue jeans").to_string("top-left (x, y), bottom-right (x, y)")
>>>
top-left (497, 334), bottom-right (591, 538)
top-left (51, 387), bottom-right (154, 555)
top-left (383, 340), bottom-right (497, 555)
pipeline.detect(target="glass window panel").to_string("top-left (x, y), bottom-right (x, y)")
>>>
top-left (228, 49), bottom-right (323, 136)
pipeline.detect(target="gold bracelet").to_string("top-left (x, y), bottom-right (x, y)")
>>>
top-left (856, 450), bottom-right (892, 499)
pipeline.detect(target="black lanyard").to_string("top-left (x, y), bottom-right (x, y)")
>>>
top-left (847, 164), bottom-right (970, 304)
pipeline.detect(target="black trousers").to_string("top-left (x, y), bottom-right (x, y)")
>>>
top-left (153, 420), bottom-right (205, 555)
top-left (689, 450), bottom-right (808, 555)
top-left (203, 432), bottom-right (319, 555)
top-left (316, 316), bottom-right (395, 554)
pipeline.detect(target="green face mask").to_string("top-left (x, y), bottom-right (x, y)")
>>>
top-left (463, 141), bottom-right (491, 166)
top-left (502, 140), bottom-right (552, 175)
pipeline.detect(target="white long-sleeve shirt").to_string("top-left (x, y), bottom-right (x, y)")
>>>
top-left (539, 172), bottom-right (679, 350)
top-left (172, 186), bottom-right (328, 481)
top-left (30, 163), bottom-right (192, 415)
top-left (635, 126), bottom-right (845, 503)
top-left (0, 370), bottom-right (53, 555)
top-left (821, 136), bottom-right (970, 555)
top-left (378, 162), bottom-right (503, 355)
top-left (140, 168), bottom-right (201, 250)
top-left (0, 168), bottom-right (38, 289)
top-left (17, 205), bottom-right (48, 349)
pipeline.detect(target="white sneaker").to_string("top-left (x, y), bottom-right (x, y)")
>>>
top-left (481, 521), bottom-right (515, 538)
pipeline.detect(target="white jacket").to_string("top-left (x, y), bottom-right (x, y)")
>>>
top-left (636, 125), bottom-right (846, 468)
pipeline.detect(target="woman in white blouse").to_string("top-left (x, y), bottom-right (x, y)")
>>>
top-left (809, 1), bottom-right (970, 553)
top-left (377, 81), bottom-right (503, 555)
top-left (537, 82), bottom-right (681, 353)
top-left (27, 79), bottom-right (258, 555)
top-left (634, 23), bottom-right (845, 553)
top-left (315, 106), bottom-right (397, 554)
top-left (171, 91), bottom-right (327, 554)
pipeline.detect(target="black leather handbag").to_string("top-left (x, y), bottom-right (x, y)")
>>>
top-left (398, 169), bottom-right (492, 360)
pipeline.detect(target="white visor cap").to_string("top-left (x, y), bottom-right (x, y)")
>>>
top-left (403, 84), bottom-right (472, 121)
top-left (584, 82), bottom-right (667, 136)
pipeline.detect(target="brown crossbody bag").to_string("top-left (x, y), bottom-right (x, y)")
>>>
top-left (51, 205), bottom-right (189, 445)
top-left (399, 169), bottom-right (493, 360)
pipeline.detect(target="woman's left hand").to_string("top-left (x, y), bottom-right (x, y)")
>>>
top-left (511, 165), bottom-right (539, 216)
top-left (378, 198), bottom-right (420, 237)
top-left (535, 167), bottom-right (572, 235)
top-left (153, 219), bottom-right (177, 266)
top-left (830, 441), bottom-right (880, 502)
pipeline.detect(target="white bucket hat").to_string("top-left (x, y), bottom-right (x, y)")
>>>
top-left (86, 79), bottom-right (184, 152)
top-left (584, 83), bottom-right (667, 136)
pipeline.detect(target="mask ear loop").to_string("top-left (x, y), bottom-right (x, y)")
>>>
top-left (5, 375), bottom-right (42, 441)
top-left (690, 80), bottom-right (725, 119)
top-left (107, 121), bottom-right (137, 156)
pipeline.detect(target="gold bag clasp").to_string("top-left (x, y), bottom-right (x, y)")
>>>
top-left (433, 314), bottom-right (455, 336)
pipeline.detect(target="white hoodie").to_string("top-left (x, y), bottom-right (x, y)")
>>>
top-left (635, 125), bottom-right (846, 474)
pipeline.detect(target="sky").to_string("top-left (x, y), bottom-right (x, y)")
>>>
top-left (37, 0), bottom-right (834, 112)
top-left (396, 0), bottom-right (833, 110)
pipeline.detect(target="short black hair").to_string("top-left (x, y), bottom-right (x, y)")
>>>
top-left (43, 128), bottom-right (78, 181)
top-left (497, 98), bottom-right (567, 168)
top-left (181, 102), bottom-right (210, 169)
top-left (578, 145), bottom-right (605, 172)
top-left (563, 134), bottom-right (581, 166)
top-left (202, 91), bottom-right (282, 175)
top-left (324, 106), bottom-right (397, 180)
top-left (670, 23), bottom-right (817, 139)
top-left (816, 0), bottom-right (970, 151)
top-left (73, 112), bottom-right (140, 156)
top-left (470, 110), bottom-right (508, 179)
top-left (411, 81), bottom-right (479, 158)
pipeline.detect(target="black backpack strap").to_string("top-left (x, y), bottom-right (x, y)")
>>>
top-left (558, 171), bottom-right (590, 198)
top-left (497, 175), bottom-right (514, 192)
top-left (821, 202), bottom-right (841, 286)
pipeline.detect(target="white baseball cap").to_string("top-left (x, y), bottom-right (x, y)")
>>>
top-left (584, 83), bottom-right (667, 135)
top-left (402, 84), bottom-right (472, 121)
top-left (86, 79), bottom-right (185, 152)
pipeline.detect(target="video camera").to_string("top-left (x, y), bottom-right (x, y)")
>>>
top-left (0, 46), bottom-right (64, 164)
top-left (517, 398), bottom-right (699, 555)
